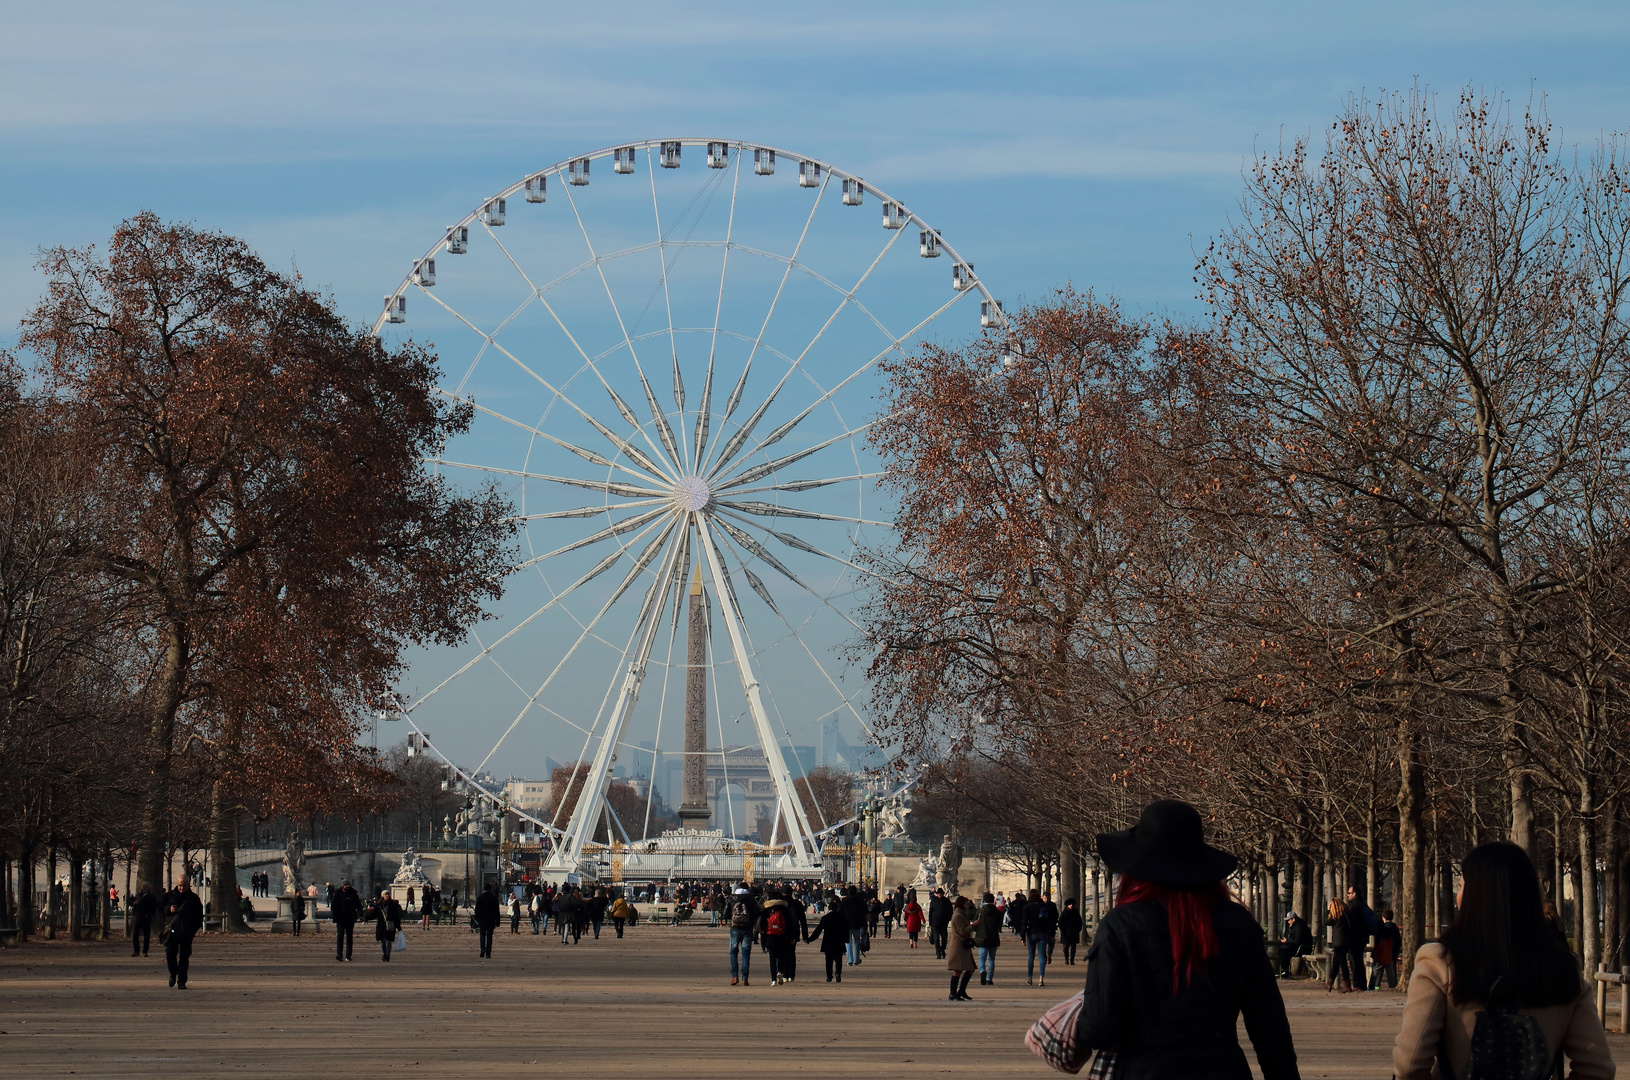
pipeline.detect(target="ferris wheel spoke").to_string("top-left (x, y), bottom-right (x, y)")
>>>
top-left (715, 499), bottom-right (890, 528)
top-left (712, 517), bottom-right (813, 596)
top-left (473, 520), bottom-right (683, 774)
top-left (438, 391), bottom-right (671, 488)
top-left (703, 225), bottom-right (908, 478)
top-left (712, 422), bottom-right (874, 490)
top-left (716, 507), bottom-right (893, 587)
top-left (726, 472), bottom-right (883, 496)
top-left (511, 497), bottom-right (668, 522)
top-left (510, 506), bottom-right (672, 570)
top-left (688, 151), bottom-right (743, 474)
top-left (647, 151), bottom-right (682, 420)
top-left (713, 514), bottom-right (868, 633)
top-left (428, 458), bottom-right (667, 499)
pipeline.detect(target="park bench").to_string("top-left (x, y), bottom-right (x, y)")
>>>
top-left (0, 924), bottom-right (19, 947)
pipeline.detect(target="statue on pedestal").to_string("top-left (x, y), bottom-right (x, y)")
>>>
top-left (937, 833), bottom-right (963, 896)
top-left (281, 830), bottom-right (307, 895)
top-left (877, 796), bottom-right (910, 840)
top-left (392, 847), bottom-right (432, 890)
top-left (910, 851), bottom-right (940, 888)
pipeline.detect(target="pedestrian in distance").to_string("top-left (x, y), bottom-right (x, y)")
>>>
top-left (1023, 887), bottom-right (1058, 987)
top-left (867, 893), bottom-right (882, 938)
top-left (291, 892), bottom-right (306, 937)
top-left (806, 898), bottom-right (850, 982)
top-left (1059, 898), bottom-right (1085, 966)
top-left (1393, 840), bottom-right (1614, 1080)
top-left (332, 881), bottom-right (362, 961)
top-left (129, 882), bottom-right (156, 957)
top-left (947, 895), bottom-right (976, 1001)
top-left (1079, 798), bottom-right (1299, 1080)
top-left (1369, 908), bottom-right (1402, 990)
top-left (1277, 910), bottom-right (1313, 978)
top-left (509, 893), bottom-right (521, 934)
top-left (474, 884), bottom-right (501, 958)
top-left (1325, 897), bottom-right (1355, 993)
top-left (588, 888), bottom-right (609, 939)
top-left (928, 887), bottom-right (952, 959)
top-left (610, 893), bottom-right (630, 937)
top-left (727, 882), bottom-right (759, 986)
top-left (530, 893), bottom-right (543, 934)
top-left (1342, 885), bottom-right (1377, 991)
top-left (903, 890), bottom-right (925, 948)
top-left (880, 893), bottom-right (896, 939)
top-left (974, 891), bottom-right (1002, 985)
top-left (371, 888), bottom-right (403, 962)
top-left (160, 875), bottom-right (204, 989)
top-left (840, 885), bottom-right (868, 966)
top-left (761, 892), bottom-right (795, 985)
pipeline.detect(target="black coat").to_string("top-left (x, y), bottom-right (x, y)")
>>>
top-left (132, 892), bottom-right (157, 925)
top-left (1076, 898), bottom-right (1298, 1080)
top-left (1059, 906), bottom-right (1085, 945)
top-left (372, 898), bottom-right (403, 941)
top-left (928, 894), bottom-right (953, 929)
top-left (332, 887), bottom-right (362, 927)
top-left (474, 891), bottom-right (502, 930)
top-left (806, 909), bottom-right (849, 955)
top-left (839, 893), bottom-right (867, 931)
top-left (161, 890), bottom-right (205, 938)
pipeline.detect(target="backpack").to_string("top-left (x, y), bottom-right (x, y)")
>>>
top-left (1373, 929), bottom-right (1396, 967)
top-left (766, 909), bottom-right (786, 936)
top-left (1461, 976), bottom-right (1554, 1080)
top-left (730, 900), bottom-right (753, 931)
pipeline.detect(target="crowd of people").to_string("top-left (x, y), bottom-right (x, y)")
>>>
top-left (98, 798), bottom-right (1620, 1080)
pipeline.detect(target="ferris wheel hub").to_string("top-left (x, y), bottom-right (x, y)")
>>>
top-left (671, 475), bottom-right (713, 512)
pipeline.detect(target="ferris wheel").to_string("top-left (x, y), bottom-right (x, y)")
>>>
top-left (372, 138), bottom-right (1003, 881)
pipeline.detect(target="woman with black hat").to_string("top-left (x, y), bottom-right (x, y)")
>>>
top-left (1077, 799), bottom-right (1299, 1080)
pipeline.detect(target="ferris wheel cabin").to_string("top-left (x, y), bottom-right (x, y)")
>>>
top-left (754, 148), bottom-right (775, 175)
top-left (842, 177), bottom-right (864, 205)
top-left (953, 262), bottom-right (976, 291)
top-left (568, 158), bottom-right (590, 186)
top-left (480, 198), bottom-right (506, 226)
top-left (524, 174), bottom-right (547, 202)
top-left (707, 141), bottom-right (729, 168)
top-left (383, 294), bottom-right (405, 324)
top-left (613, 146), bottom-right (637, 174)
top-left (981, 299), bottom-right (1004, 327)
top-left (411, 258), bottom-right (435, 287)
top-left (920, 230), bottom-right (942, 257)
top-left (882, 201), bottom-right (907, 229)
top-left (661, 141), bottom-right (682, 168)
top-left (798, 160), bottom-right (821, 187)
top-left (444, 225), bottom-right (468, 254)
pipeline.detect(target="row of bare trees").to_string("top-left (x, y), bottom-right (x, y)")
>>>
top-left (1, 214), bottom-right (515, 935)
top-left (861, 89), bottom-right (1630, 986)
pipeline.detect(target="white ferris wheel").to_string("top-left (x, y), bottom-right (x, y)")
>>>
top-left (373, 138), bottom-right (1003, 882)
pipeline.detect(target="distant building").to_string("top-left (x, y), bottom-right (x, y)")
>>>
top-left (503, 777), bottom-right (552, 813)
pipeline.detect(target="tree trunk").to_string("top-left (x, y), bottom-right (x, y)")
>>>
top-left (68, 847), bottom-right (83, 942)
top-left (100, 850), bottom-right (112, 941)
top-left (210, 767), bottom-right (251, 931)
top-left (1605, 806), bottom-right (1623, 971)
top-left (1397, 719), bottom-right (1427, 986)
top-left (45, 840), bottom-right (58, 940)
top-left (138, 616), bottom-right (188, 891)
top-left (1579, 797), bottom-right (1600, 977)
top-left (17, 841), bottom-right (35, 941)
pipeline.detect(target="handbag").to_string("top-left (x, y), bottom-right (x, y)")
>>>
top-left (393, 930), bottom-right (407, 952)
top-left (1025, 990), bottom-right (1106, 1076)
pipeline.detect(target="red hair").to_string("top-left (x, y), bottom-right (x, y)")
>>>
top-left (1116, 875), bottom-right (1230, 991)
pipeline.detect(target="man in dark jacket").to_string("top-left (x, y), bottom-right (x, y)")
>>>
top-left (161, 876), bottom-right (205, 989)
top-left (726, 884), bottom-right (760, 986)
top-left (1342, 886), bottom-right (1376, 990)
top-left (473, 884), bottom-right (501, 958)
top-left (130, 882), bottom-right (157, 957)
top-left (332, 881), bottom-right (362, 961)
top-left (927, 888), bottom-right (952, 959)
top-left (839, 885), bottom-right (868, 967)
top-left (1277, 911), bottom-right (1312, 977)
top-left (1022, 888), bottom-right (1060, 987)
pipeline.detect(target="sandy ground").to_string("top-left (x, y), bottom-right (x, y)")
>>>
top-left (1, 921), bottom-right (1623, 1078)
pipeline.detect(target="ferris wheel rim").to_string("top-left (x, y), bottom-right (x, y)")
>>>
top-left (370, 137), bottom-right (1006, 338)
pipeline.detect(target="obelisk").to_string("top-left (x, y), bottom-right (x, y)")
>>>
top-left (678, 564), bottom-right (713, 830)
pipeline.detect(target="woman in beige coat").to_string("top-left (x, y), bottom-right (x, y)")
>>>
top-left (1393, 841), bottom-right (1613, 1080)
top-left (947, 895), bottom-right (976, 1001)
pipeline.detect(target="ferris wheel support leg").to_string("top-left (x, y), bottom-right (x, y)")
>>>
top-left (548, 532), bottom-right (684, 874)
top-left (695, 516), bottom-right (822, 869)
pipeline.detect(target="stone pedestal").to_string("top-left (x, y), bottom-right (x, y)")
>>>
top-left (269, 894), bottom-right (324, 934)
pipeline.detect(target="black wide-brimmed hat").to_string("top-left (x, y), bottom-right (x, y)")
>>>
top-left (1096, 799), bottom-right (1237, 886)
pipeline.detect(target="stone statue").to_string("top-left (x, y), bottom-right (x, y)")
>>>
top-left (391, 847), bottom-right (431, 888)
top-left (910, 851), bottom-right (940, 888)
top-left (937, 833), bottom-right (963, 896)
top-left (281, 830), bottom-right (307, 895)
top-left (876, 796), bottom-right (910, 840)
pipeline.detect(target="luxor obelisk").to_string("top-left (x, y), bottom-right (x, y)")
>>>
top-left (678, 564), bottom-right (713, 830)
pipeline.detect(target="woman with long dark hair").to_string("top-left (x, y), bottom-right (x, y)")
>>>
top-left (1393, 841), bottom-right (1613, 1079)
top-left (1325, 897), bottom-right (1355, 992)
top-left (1076, 799), bottom-right (1299, 1080)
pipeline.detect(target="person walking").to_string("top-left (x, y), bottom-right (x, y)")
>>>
top-left (555, 887), bottom-right (580, 944)
top-left (530, 893), bottom-right (543, 935)
top-left (474, 884), bottom-right (501, 958)
top-left (727, 883), bottom-right (759, 986)
top-left (1325, 897), bottom-right (1355, 992)
top-left (371, 888), bottom-right (403, 962)
top-left (508, 893), bottom-right (521, 934)
top-left (291, 892), bottom-right (306, 937)
top-left (880, 893), bottom-right (896, 939)
top-left (1007, 889), bottom-right (1029, 944)
top-left (1059, 898), bottom-right (1085, 966)
top-left (903, 891), bottom-right (925, 949)
top-left (840, 885), bottom-right (868, 966)
top-left (1369, 908), bottom-right (1402, 990)
top-left (1023, 887), bottom-right (1058, 987)
top-left (332, 881), bottom-right (362, 961)
top-left (1278, 910), bottom-right (1313, 978)
top-left (1393, 840), bottom-right (1614, 1080)
top-left (130, 882), bottom-right (156, 957)
top-left (588, 889), bottom-right (609, 940)
top-left (1077, 799), bottom-right (1299, 1080)
top-left (160, 875), bottom-right (205, 989)
top-left (928, 887), bottom-right (952, 959)
top-left (610, 894), bottom-right (630, 938)
top-left (1342, 885), bottom-right (1376, 991)
top-left (761, 892), bottom-right (795, 985)
top-left (974, 891), bottom-right (1003, 985)
top-left (947, 895), bottom-right (976, 1000)
top-left (806, 899), bottom-right (850, 982)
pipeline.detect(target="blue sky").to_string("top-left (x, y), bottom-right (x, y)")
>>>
top-left (4, 1), bottom-right (1628, 794)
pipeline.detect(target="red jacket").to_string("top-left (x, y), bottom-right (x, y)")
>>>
top-left (903, 901), bottom-right (925, 933)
